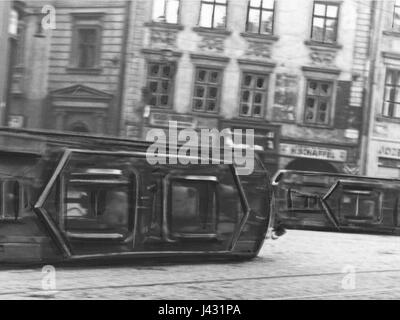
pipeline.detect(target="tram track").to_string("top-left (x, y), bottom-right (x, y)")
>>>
top-left (275, 286), bottom-right (400, 300)
top-left (1, 267), bottom-right (400, 298)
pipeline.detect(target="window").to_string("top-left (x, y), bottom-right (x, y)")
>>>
top-left (304, 80), bottom-right (333, 125)
top-left (75, 28), bottom-right (100, 68)
top-left (1, 181), bottom-right (21, 220)
top-left (64, 173), bottom-right (131, 237)
top-left (169, 180), bottom-right (217, 236)
top-left (286, 189), bottom-right (321, 212)
top-left (199, 0), bottom-right (227, 29)
top-left (240, 73), bottom-right (268, 118)
top-left (193, 68), bottom-right (222, 113)
top-left (246, 0), bottom-right (275, 35)
top-left (311, 2), bottom-right (339, 44)
top-left (393, 0), bottom-right (400, 31)
top-left (340, 187), bottom-right (381, 221)
top-left (70, 14), bottom-right (103, 69)
top-left (383, 69), bottom-right (400, 118)
top-left (147, 62), bottom-right (175, 107)
top-left (65, 184), bottom-right (129, 231)
top-left (15, 20), bottom-right (25, 67)
top-left (152, 0), bottom-right (180, 24)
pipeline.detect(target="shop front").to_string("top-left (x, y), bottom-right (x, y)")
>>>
top-left (367, 139), bottom-right (400, 179)
top-left (279, 141), bottom-right (358, 175)
top-left (220, 119), bottom-right (281, 175)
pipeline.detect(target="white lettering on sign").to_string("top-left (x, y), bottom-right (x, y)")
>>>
top-left (378, 145), bottom-right (400, 159)
top-left (280, 143), bottom-right (347, 162)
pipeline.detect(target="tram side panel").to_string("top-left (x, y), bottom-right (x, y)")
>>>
top-left (231, 158), bottom-right (272, 257)
top-left (0, 152), bottom-right (63, 263)
top-left (273, 171), bottom-right (400, 235)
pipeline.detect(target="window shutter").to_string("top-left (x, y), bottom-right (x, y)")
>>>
top-left (334, 81), bottom-right (352, 129)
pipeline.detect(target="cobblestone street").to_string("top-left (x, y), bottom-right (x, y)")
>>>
top-left (0, 230), bottom-right (400, 299)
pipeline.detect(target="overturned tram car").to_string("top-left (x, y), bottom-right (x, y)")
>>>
top-left (273, 170), bottom-right (400, 235)
top-left (0, 129), bottom-right (274, 264)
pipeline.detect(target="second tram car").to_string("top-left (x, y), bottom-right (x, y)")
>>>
top-left (273, 170), bottom-right (400, 235)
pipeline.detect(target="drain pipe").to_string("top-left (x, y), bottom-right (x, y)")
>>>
top-left (360, 0), bottom-right (381, 175)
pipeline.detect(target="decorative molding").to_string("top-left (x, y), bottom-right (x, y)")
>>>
top-left (150, 28), bottom-right (179, 48)
top-left (141, 48), bottom-right (183, 61)
top-left (237, 59), bottom-right (276, 73)
top-left (50, 84), bottom-right (113, 101)
top-left (302, 66), bottom-right (341, 76)
top-left (66, 67), bottom-right (103, 75)
top-left (305, 41), bottom-right (341, 67)
top-left (147, 22), bottom-right (183, 49)
top-left (192, 27), bottom-right (231, 36)
top-left (304, 40), bottom-right (343, 50)
top-left (190, 53), bottom-right (230, 65)
top-left (240, 32), bottom-right (279, 42)
top-left (70, 12), bottom-right (105, 18)
top-left (193, 27), bottom-right (231, 54)
top-left (383, 30), bottom-right (400, 38)
top-left (144, 21), bottom-right (184, 31)
top-left (197, 34), bottom-right (226, 53)
top-left (309, 48), bottom-right (337, 66)
top-left (382, 51), bottom-right (400, 60)
top-left (221, 118), bottom-right (281, 130)
top-left (242, 34), bottom-right (277, 59)
top-left (245, 40), bottom-right (273, 59)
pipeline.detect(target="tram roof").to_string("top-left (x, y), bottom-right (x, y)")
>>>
top-left (0, 127), bottom-right (261, 156)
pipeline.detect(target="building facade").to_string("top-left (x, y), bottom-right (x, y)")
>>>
top-left (365, 0), bottom-right (400, 178)
top-left (121, 0), bottom-right (372, 174)
top-left (6, 0), bottom-right (129, 135)
top-left (0, 0), bottom-right (24, 127)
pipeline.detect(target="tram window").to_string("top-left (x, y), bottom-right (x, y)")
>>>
top-left (287, 189), bottom-right (320, 211)
top-left (170, 180), bottom-right (217, 236)
top-left (64, 183), bottom-right (129, 235)
top-left (340, 188), bottom-right (381, 220)
top-left (1, 181), bottom-right (20, 219)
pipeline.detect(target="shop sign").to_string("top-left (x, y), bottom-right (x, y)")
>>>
top-left (378, 145), bottom-right (400, 159)
top-left (280, 143), bottom-right (347, 162)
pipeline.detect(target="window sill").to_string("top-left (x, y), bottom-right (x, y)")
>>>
top-left (240, 32), bottom-right (279, 42)
top-left (66, 67), bottom-right (103, 75)
top-left (222, 118), bottom-right (281, 129)
top-left (192, 27), bottom-right (232, 36)
top-left (383, 30), bottom-right (400, 38)
top-left (190, 111), bottom-right (222, 118)
top-left (297, 122), bottom-right (335, 130)
top-left (304, 40), bottom-right (343, 50)
top-left (376, 115), bottom-right (400, 124)
top-left (144, 21), bottom-right (184, 31)
top-left (237, 115), bottom-right (266, 121)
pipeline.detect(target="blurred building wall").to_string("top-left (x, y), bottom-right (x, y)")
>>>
top-left (6, 0), bottom-right (130, 136)
top-left (0, 0), bottom-right (11, 125)
top-left (121, 0), bottom-right (372, 175)
top-left (365, 0), bottom-right (400, 178)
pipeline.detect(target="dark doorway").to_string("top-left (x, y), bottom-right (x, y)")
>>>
top-left (285, 158), bottom-right (338, 173)
top-left (68, 121), bottom-right (90, 133)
